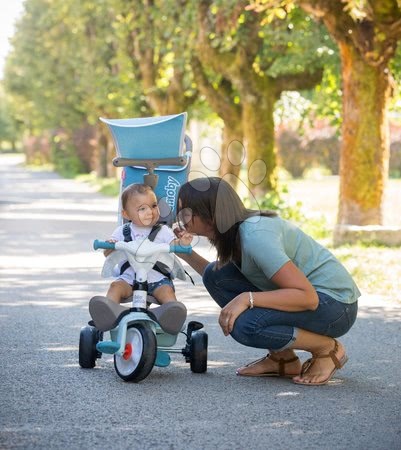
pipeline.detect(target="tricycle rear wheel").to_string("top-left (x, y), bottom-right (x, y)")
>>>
top-left (190, 330), bottom-right (208, 373)
top-left (79, 325), bottom-right (101, 368)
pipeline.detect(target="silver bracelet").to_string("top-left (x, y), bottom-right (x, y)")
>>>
top-left (249, 291), bottom-right (254, 309)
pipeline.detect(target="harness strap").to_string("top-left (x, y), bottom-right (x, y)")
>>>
top-left (119, 223), bottom-right (171, 279)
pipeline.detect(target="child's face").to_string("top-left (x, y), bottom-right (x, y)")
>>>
top-left (122, 191), bottom-right (160, 227)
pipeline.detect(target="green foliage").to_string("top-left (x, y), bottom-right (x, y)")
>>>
top-left (77, 173), bottom-right (120, 196)
top-left (4, 0), bottom-right (144, 132)
top-left (389, 41), bottom-right (401, 114)
top-left (204, 1), bottom-right (333, 79)
top-left (4, 0), bottom-right (399, 194)
top-left (0, 85), bottom-right (20, 149)
top-left (255, 184), bottom-right (305, 221)
top-left (262, 9), bottom-right (335, 78)
top-left (302, 57), bottom-right (342, 130)
top-left (51, 135), bottom-right (85, 177)
top-left (246, 184), bottom-right (331, 240)
top-left (277, 128), bottom-right (340, 177)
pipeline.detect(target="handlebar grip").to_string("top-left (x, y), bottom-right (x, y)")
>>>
top-left (93, 240), bottom-right (116, 251)
top-left (170, 244), bottom-right (192, 254)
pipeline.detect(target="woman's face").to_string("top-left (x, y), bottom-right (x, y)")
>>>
top-left (177, 204), bottom-right (214, 238)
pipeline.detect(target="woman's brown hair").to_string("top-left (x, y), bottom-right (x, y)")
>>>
top-left (177, 177), bottom-right (276, 266)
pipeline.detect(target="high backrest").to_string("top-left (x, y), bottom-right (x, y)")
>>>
top-left (100, 113), bottom-right (187, 159)
top-left (100, 113), bottom-right (191, 225)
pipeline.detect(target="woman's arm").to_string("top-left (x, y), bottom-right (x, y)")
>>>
top-left (254, 261), bottom-right (318, 311)
top-left (219, 261), bottom-right (319, 335)
top-left (172, 227), bottom-right (210, 275)
top-left (177, 250), bottom-right (210, 276)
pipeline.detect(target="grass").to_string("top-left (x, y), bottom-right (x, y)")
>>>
top-left (332, 245), bottom-right (401, 299)
top-left (76, 172), bottom-right (120, 196)
top-left (285, 175), bottom-right (401, 302)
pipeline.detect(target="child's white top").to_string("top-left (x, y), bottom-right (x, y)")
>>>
top-left (111, 223), bottom-right (175, 284)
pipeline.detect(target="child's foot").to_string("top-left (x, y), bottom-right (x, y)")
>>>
top-left (150, 302), bottom-right (187, 334)
top-left (89, 296), bottom-right (127, 331)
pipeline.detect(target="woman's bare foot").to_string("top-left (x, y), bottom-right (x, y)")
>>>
top-left (236, 349), bottom-right (302, 378)
top-left (293, 339), bottom-right (348, 385)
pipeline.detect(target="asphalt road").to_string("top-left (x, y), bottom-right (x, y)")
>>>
top-left (0, 154), bottom-right (400, 450)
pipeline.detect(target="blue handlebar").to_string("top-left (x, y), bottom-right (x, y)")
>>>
top-left (93, 240), bottom-right (115, 251)
top-left (170, 244), bottom-right (192, 254)
top-left (93, 239), bottom-right (192, 254)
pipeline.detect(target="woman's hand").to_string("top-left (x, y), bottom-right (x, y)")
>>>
top-left (219, 292), bottom-right (249, 336)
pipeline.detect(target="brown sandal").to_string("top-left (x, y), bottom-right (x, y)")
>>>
top-left (293, 339), bottom-right (348, 386)
top-left (236, 353), bottom-right (301, 378)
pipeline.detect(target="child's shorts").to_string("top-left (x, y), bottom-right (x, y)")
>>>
top-left (147, 278), bottom-right (175, 295)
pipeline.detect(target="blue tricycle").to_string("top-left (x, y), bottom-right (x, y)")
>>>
top-left (78, 112), bottom-right (208, 382)
top-left (79, 237), bottom-right (207, 382)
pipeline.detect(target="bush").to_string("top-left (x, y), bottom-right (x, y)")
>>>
top-left (390, 141), bottom-right (401, 178)
top-left (277, 129), bottom-right (340, 178)
top-left (246, 184), bottom-right (331, 241)
top-left (52, 134), bottom-right (85, 178)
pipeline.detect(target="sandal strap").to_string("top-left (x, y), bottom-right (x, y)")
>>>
top-left (311, 339), bottom-right (343, 369)
top-left (300, 358), bottom-right (314, 376)
top-left (242, 355), bottom-right (269, 369)
top-left (269, 353), bottom-right (299, 377)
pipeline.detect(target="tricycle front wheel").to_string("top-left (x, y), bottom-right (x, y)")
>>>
top-left (114, 323), bottom-right (156, 382)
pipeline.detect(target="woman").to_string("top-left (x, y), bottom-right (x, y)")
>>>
top-left (175, 177), bottom-right (359, 386)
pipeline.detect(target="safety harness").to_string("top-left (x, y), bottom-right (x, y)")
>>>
top-left (119, 223), bottom-right (172, 279)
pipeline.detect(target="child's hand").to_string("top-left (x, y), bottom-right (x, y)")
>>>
top-left (173, 223), bottom-right (184, 238)
top-left (104, 239), bottom-right (117, 257)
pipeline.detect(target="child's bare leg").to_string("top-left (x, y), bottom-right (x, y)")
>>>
top-left (152, 284), bottom-right (177, 304)
top-left (107, 280), bottom-right (132, 304)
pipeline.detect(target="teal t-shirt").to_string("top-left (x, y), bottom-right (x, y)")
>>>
top-left (239, 216), bottom-right (360, 304)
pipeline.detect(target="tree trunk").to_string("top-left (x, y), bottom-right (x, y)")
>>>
top-left (242, 90), bottom-right (277, 196)
top-left (220, 121), bottom-right (244, 189)
top-left (95, 130), bottom-right (110, 178)
top-left (337, 42), bottom-right (391, 225)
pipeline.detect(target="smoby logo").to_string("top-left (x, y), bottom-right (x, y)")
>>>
top-left (165, 176), bottom-right (180, 210)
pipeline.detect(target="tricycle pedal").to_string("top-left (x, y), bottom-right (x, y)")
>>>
top-left (155, 350), bottom-right (171, 367)
top-left (97, 341), bottom-right (120, 354)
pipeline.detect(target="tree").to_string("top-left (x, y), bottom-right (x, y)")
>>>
top-left (300, 0), bottom-right (401, 226)
top-left (0, 86), bottom-right (19, 150)
top-left (119, 0), bottom-right (198, 116)
top-left (191, 56), bottom-right (244, 183)
top-left (4, 0), bottom-right (145, 173)
top-left (251, 0), bottom-right (401, 225)
top-left (195, 0), bottom-right (328, 195)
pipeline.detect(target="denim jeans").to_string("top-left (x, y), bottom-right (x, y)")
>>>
top-left (202, 262), bottom-right (358, 351)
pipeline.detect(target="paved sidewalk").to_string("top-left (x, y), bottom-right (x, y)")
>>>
top-left (0, 154), bottom-right (400, 450)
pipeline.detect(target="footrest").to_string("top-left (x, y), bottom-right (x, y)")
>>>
top-left (96, 341), bottom-right (120, 354)
top-left (155, 350), bottom-right (171, 367)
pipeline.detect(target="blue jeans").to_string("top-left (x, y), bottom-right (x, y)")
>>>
top-left (203, 262), bottom-right (358, 351)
